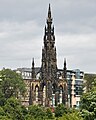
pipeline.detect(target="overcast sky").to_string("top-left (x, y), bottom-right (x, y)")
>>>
top-left (0, 0), bottom-right (96, 73)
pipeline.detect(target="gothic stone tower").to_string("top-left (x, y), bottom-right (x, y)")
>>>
top-left (41, 4), bottom-right (57, 82)
top-left (28, 4), bottom-right (67, 107)
top-left (19, 4), bottom-right (84, 108)
top-left (38, 4), bottom-right (67, 107)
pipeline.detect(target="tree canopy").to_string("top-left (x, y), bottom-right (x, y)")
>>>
top-left (0, 68), bottom-right (26, 104)
top-left (80, 77), bottom-right (96, 120)
top-left (84, 74), bottom-right (96, 92)
top-left (26, 105), bottom-right (54, 120)
top-left (58, 112), bottom-right (83, 120)
top-left (54, 103), bottom-right (68, 117)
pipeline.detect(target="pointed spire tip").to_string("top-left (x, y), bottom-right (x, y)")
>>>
top-left (64, 58), bottom-right (66, 65)
top-left (32, 58), bottom-right (35, 67)
top-left (48, 3), bottom-right (51, 18)
top-left (49, 3), bottom-right (50, 10)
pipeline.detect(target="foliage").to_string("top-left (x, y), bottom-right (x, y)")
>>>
top-left (0, 68), bottom-right (26, 101)
top-left (0, 116), bottom-right (12, 120)
top-left (0, 99), bottom-right (85, 120)
top-left (46, 108), bottom-right (54, 119)
top-left (84, 74), bottom-right (96, 92)
top-left (80, 109), bottom-right (95, 120)
top-left (0, 90), bottom-right (6, 106)
top-left (3, 97), bottom-right (25, 120)
top-left (58, 111), bottom-right (83, 120)
top-left (0, 97), bottom-right (28, 120)
top-left (80, 77), bottom-right (96, 120)
top-left (0, 107), bottom-right (5, 116)
top-left (54, 106), bottom-right (84, 120)
top-left (27, 105), bottom-right (47, 120)
top-left (25, 114), bottom-right (35, 120)
top-left (25, 105), bottom-right (55, 120)
top-left (54, 104), bottom-right (68, 117)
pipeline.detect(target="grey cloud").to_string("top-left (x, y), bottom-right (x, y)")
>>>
top-left (0, 0), bottom-right (96, 73)
top-left (56, 34), bottom-right (96, 73)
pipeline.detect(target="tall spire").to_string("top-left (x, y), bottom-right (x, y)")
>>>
top-left (32, 58), bottom-right (34, 67)
top-left (48, 3), bottom-right (51, 18)
top-left (41, 3), bottom-right (57, 82)
top-left (64, 58), bottom-right (66, 68)
top-left (32, 58), bottom-right (35, 79)
top-left (47, 4), bottom-right (52, 26)
top-left (63, 58), bottom-right (67, 79)
top-left (44, 3), bottom-right (55, 47)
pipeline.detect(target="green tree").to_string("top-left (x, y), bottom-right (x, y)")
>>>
top-left (25, 105), bottom-right (54, 120)
top-left (0, 69), bottom-right (26, 101)
top-left (0, 106), bottom-right (5, 116)
top-left (84, 74), bottom-right (96, 92)
top-left (80, 109), bottom-right (95, 120)
top-left (25, 114), bottom-right (35, 120)
top-left (3, 97), bottom-right (26, 120)
top-left (80, 78), bottom-right (96, 120)
top-left (0, 116), bottom-right (12, 120)
top-left (58, 112), bottom-right (84, 120)
top-left (0, 104), bottom-right (12, 120)
top-left (54, 104), bottom-right (68, 117)
top-left (46, 108), bottom-right (54, 119)
top-left (28, 105), bottom-right (47, 120)
top-left (0, 90), bottom-right (6, 106)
